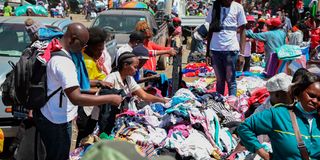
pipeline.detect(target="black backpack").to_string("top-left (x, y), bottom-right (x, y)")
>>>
top-left (1, 47), bottom-right (70, 110)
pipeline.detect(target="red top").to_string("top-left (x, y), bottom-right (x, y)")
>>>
top-left (253, 26), bottom-right (267, 54)
top-left (143, 40), bottom-right (171, 71)
top-left (311, 28), bottom-right (320, 49)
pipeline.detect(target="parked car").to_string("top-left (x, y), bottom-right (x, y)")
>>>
top-left (91, 8), bottom-right (170, 70)
top-left (0, 16), bottom-right (71, 158)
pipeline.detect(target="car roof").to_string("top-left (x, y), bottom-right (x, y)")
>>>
top-left (0, 17), bottom-right (72, 30)
top-left (99, 9), bottom-right (151, 16)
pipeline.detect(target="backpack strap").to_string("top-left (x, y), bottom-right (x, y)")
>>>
top-left (51, 50), bottom-right (72, 60)
top-left (47, 87), bottom-right (62, 101)
top-left (289, 110), bottom-right (310, 160)
top-left (47, 50), bottom-right (71, 107)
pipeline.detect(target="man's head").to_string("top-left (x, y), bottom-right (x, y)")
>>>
top-left (246, 15), bottom-right (255, 29)
top-left (129, 31), bottom-right (145, 47)
top-left (26, 7), bottom-right (35, 16)
top-left (135, 20), bottom-right (152, 40)
top-left (132, 44), bottom-right (149, 69)
top-left (62, 23), bottom-right (89, 53)
top-left (258, 18), bottom-right (265, 29)
top-left (268, 17), bottom-right (282, 30)
top-left (266, 73), bottom-right (293, 105)
top-left (85, 27), bottom-right (108, 60)
top-left (172, 17), bottom-right (181, 27)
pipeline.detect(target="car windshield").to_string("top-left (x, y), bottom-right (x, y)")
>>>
top-left (92, 15), bottom-right (146, 33)
top-left (0, 23), bottom-right (31, 56)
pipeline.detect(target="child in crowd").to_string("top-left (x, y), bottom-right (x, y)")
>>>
top-left (238, 15), bottom-right (255, 72)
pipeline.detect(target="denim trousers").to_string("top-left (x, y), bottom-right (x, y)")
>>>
top-left (34, 110), bottom-right (72, 160)
top-left (210, 50), bottom-right (238, 96)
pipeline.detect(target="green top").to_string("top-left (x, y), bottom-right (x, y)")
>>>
top-left (238, 103), bottom-right (320, 160)
top-left (3, 6), bottom-right (12, 16)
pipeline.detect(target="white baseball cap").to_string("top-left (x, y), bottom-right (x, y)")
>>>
top-left (266, 73), bottom-right (293, 92)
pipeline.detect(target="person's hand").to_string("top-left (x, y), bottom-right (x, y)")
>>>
top-left (256, 148), bottom-right (271, 160)
top-left (206, 56), bottom-right (211, 66)
top-left (238, 55), bottom-right (245, 63)
top-left (163, 98), bottom-right (170, 103)
top-left (109, 95), bottom-right (123, 106)
top-left (100, 81), bottom-right (114, 89)
top-left (168, 48), bottom-right (177, 56)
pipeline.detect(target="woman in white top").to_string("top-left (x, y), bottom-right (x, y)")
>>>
top-left (105, 52), bottom-right (169, 104)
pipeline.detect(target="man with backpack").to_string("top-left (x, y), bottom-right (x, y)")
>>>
top-left (33, 23), bottom-right (122, 160)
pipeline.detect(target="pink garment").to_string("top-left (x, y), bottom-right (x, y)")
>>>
top-left (173, 26), bottom-right (182, 36)
top-left (116, 111), bottom-right (136, 118)
top-left (116, 110), bottom-right (142, 118)
top-left (167, 124), bottom-right (190, 138)
top-left (97, 53), bottom-right (108, 75)
top-left (38, 38), bottom-right (63, 63)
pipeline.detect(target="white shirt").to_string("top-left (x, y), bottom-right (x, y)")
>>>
top-left (41, 49), bottom-right (79, 124)
top-left (115, 44), bottom-right (133, 66)
top-left (237, 33), bottom-right (251, 57)
top-left (105, 71), bottom-right (141, 96)
top-left (206, 2), bottom-right (247, 51)
top-left (56, 5), bottom-right (64, 15)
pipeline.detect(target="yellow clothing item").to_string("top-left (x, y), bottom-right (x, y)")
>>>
top-left (83, 52), bottom-right (106, 81)
top-left (3, 6), bottom-right (12, 16)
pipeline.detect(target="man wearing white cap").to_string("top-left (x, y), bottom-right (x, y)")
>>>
top-left (254, 73), bottom-right (293, 113)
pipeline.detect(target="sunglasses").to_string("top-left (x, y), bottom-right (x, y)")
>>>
top-left (73, 37), bottom-right (87, 48)
top-left (140, 28), bottom-right (150, 32)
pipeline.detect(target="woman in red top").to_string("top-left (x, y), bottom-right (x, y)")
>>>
top-left (135, 20), bottom-right (176, 71)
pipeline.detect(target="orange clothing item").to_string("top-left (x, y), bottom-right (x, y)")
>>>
top-left (253, 26), bottom-right (267, 54)
top-left (143, 40), bottom-right (171, 71)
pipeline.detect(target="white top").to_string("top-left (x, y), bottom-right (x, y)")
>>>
top-left (56, 5), bottom-right (64, 15)
top-left (105, 71), bottom-right (141, 96)
top-left (41, 49), bottom-right (79, 124)
top-left (205, 2), bottom-right (247, 51)
top-left (116, 44), bottom-right (133, 66)
top-left (237, 33), bottom-right (251, 57)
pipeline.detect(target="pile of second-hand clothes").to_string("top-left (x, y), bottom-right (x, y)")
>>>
top-left (182, 63), bottom-right (215, 77)
top-left (71, 88), bottom-right (241, 160)
top-left (110, 88), bottom-right (242, 159)
top-left (70, 74), bottom-right (271, 160)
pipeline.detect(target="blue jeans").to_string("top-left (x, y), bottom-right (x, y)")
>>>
top-left (211, 51), bottom-right (238, 96)
top-left (34, 111), bottom-right (72, 160)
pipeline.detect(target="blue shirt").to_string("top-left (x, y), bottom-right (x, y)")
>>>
top-left (246, 29), bottom-right (286, 57)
